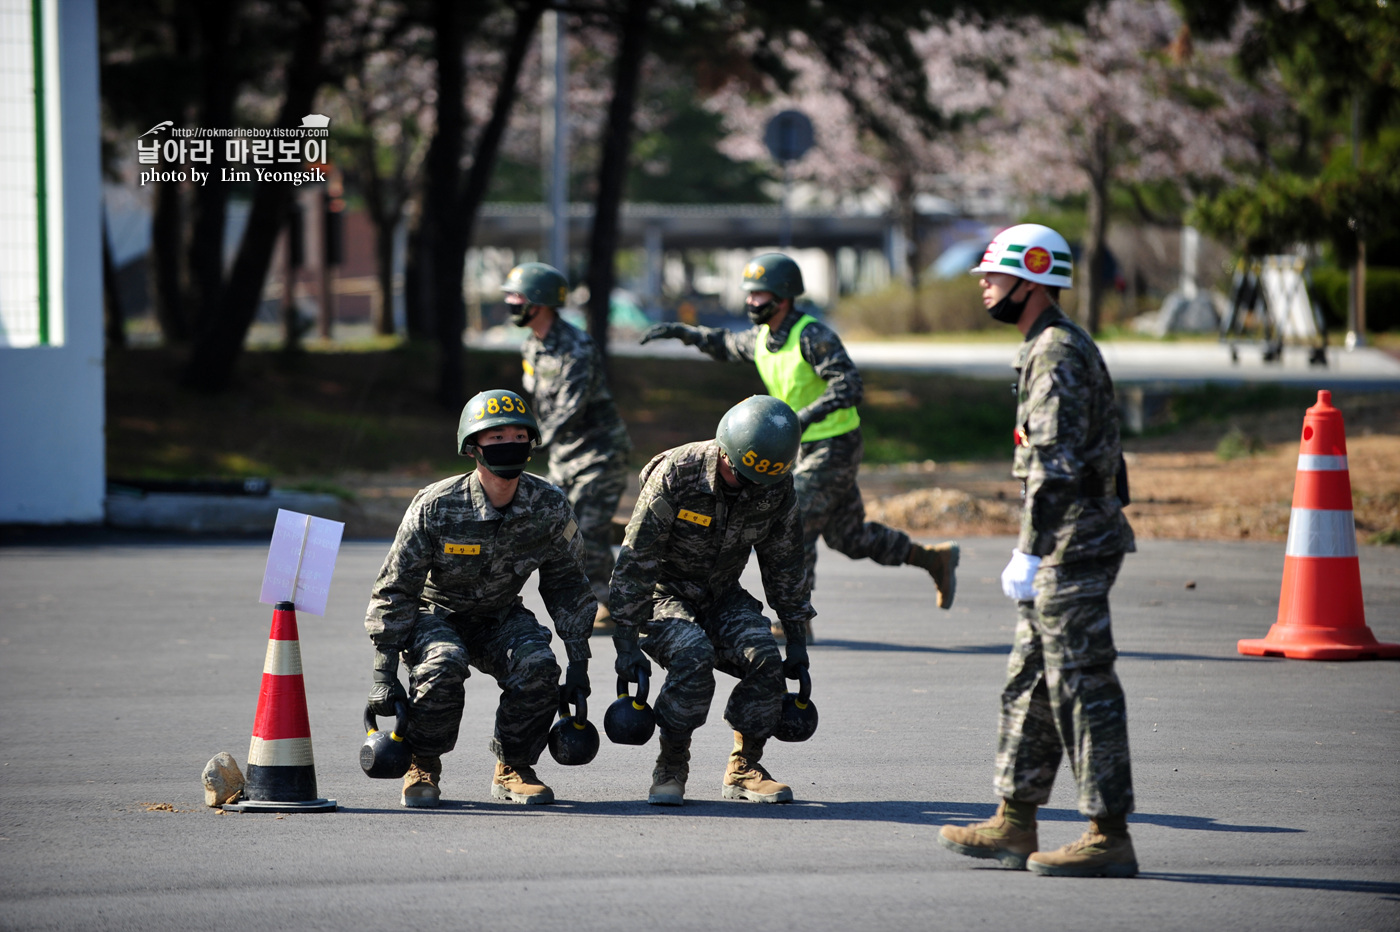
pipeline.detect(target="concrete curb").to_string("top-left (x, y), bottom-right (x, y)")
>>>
top-left (105, 489), bottom-right (343, 534)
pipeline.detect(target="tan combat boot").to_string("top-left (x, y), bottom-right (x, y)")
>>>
top-left (648, 734), bottom-right (691, 806)
top-left (1027, 815), bottom-right (1138, 877)
top-left (401, 754), bottom-right (442, 809)
top-left (937, 800), bottom-right (1039, 869)
top-left (491, 761), bottom-right (555, 805)
top-left (722, 731), bottom-right (793, 803)
top-left (906, 542), bottom-right (960, 609)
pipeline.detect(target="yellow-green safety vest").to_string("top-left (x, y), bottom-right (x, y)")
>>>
top-left (754, 314), bottom-right (860, 443)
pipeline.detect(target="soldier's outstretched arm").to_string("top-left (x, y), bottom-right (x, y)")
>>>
top-left (641, 321), bottom-right (757, 364)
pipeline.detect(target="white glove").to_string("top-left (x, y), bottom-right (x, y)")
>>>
top-left (1001, 550), bottom-right (1041, 601)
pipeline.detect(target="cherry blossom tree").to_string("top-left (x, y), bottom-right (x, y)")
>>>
top-left (324, 0), bottom-right (435, 335)
top-left (964, 0), bottom-right (1276, 332)
top-left (705, 1), bottom-right (1276, 334)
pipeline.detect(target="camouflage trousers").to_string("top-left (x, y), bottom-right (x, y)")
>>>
top-left (639, 587), bottom-right (785, 741)
top-left (994, 553), bottom-right (1134, 817)
top-left (794, 429), bottom-right (911, 589)
top-left (551, 454), bottom-right (628, 604)
top-left (402, 606), bottom-right (561, 766)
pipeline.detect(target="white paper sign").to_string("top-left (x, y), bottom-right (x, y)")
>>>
top-left (259, 509), bottom-right (345, 616)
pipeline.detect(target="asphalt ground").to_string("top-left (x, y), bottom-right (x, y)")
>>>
top-left (1, 535), bottom-right (1397, 931)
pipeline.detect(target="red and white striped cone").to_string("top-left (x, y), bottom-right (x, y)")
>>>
top-left (224, 602), bottom-right (337, 811)
top-left (1238, 391), bottom-right (1400, 661)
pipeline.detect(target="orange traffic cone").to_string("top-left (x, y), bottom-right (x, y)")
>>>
top-left (223, 602), bottom-right (337, 811)
top-left (1238, 391), bottom-right (1400, 661)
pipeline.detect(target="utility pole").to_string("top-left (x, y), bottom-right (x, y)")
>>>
top-left (1346, 95), bottom-right (1367, 350)
top-left (542, 8), bottom-right (569, 273)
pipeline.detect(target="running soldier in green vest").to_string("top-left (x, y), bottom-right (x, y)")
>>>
top-left (936, 224), bottom-right (1137, 878)
top-left (640, 253), bottom-right (958, 629)
top-left (505, 262), bottom-right (633, 635)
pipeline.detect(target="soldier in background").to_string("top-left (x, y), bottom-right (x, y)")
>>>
top-left (640, 253), bottom-right (958, 637)
top-left (937, 224), bottom-right (1138, 878)
top-left (364, 389), bottom-right (595, 809)
top-left (506, 262), bottom-right (632, 635)
top-left (609, 396), bottom-right (812, 807)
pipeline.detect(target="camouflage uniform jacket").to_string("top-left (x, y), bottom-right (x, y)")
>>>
top-left (609, 440), bottom-right (815, 638)
top-left (691, 313), bottom-right (862, 432)
top-left (1013, 307), bottom-right (1136, 565)
top-left (522, 318), bottom-right (632, 483)
top-left (364, 471), bottom-right (594, 662)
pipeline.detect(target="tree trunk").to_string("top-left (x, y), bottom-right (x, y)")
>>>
top-left (358, 129), bottom-right (403, 337)
top-left (403, 222), bottom-right (428, 339)
top-left (184, 0), bottom-right (239, 342)
top-left (371, 209), bottom-right (398, 336)
top-left (102, 207), bottom-right (125, 350)
top-left (894, 164), bottom-right (925, 332)
top-left (180, 0), bottom-right (327, 392)
top-left (423, 0), bottom-right (468, 407)
top-left (1081, 120), bottom-right (1111, 336)
top-left (585, 0), bottom-right (654, 358)
top-left (456, 0), bottom-right (546, 259)
top-left (150, 180), bottom-right (188, 344)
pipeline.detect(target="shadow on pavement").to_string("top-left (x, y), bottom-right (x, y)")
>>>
top-left (815, 638), bottom-right (1009, 655)
top-left (1119, 650), bottom-right (1255, 663)
top-left (1138, 872), bottom-right (1400, 896)
top-left (329, 800), bottom-right (1302, 837)
top-left (937, 805), bottom-right (1300, 834)
top-left (813, 639), bottom-right (1256, 664)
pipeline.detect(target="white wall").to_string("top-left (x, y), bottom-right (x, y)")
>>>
top-left (0, 0), bottom-right (104, 524)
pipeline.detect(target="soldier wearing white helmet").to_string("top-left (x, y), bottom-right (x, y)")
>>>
top-left (938, 223), bottom-right (1139, 878)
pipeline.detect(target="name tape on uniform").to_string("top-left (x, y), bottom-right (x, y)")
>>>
top-left (444, 542), bottom-right (482, 555)
top-left (678, 509), bottom-right (712, 527)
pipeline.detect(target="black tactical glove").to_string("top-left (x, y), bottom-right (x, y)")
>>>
top-left (368, 647), bottom-right (409, 717)
top-left (640, 322), bottom-right (701, 346)
top-left (560, 659), bottom-right (591, 708)
top-left (613, 627), bottom-right (652, 680)
top-left (783, 636), bottom-right (810, 680)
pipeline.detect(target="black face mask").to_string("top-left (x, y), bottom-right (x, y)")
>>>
top-left (473, 441), bottom-right (533, 480)
top-left (509, 302), bottom-right (538, 327)
top-left (986, 279), bottom-right (1031, 324)
top-left (746, 299), bottom-right (777, 325)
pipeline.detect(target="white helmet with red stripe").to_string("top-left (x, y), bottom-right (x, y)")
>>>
top-left (970, 224), bottom-right (1074, 289)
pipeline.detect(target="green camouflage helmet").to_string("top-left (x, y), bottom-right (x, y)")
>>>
top-left (716, 395), bottom-right (801, 485)
top-left (502, 262), bottom-right (569, 306)
top-left (457, 388), bottom-right (541, 454)
top-left (741, 253), bottom-right (804, 299)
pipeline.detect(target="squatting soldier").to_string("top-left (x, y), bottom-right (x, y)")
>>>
top-left (609, 395), bottom-right (813, 806)
top-left (505, 262), bottom-right (633, 634)
top-left (937, 224), bottom-right (1138, 877)
top-left (364, 388), bottom-right (595, 809)
top-left (640, 253), bottom-right (958, 635)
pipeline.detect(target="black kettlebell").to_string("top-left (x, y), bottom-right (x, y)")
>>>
top-left (604, 668), bottom-right (656, 746)
top-left (360, 700), bottom-right (412, 779)
top-left (774, 668), bottom-right (818, 742)
top-left (548, 693), bottom-right (600, 766)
